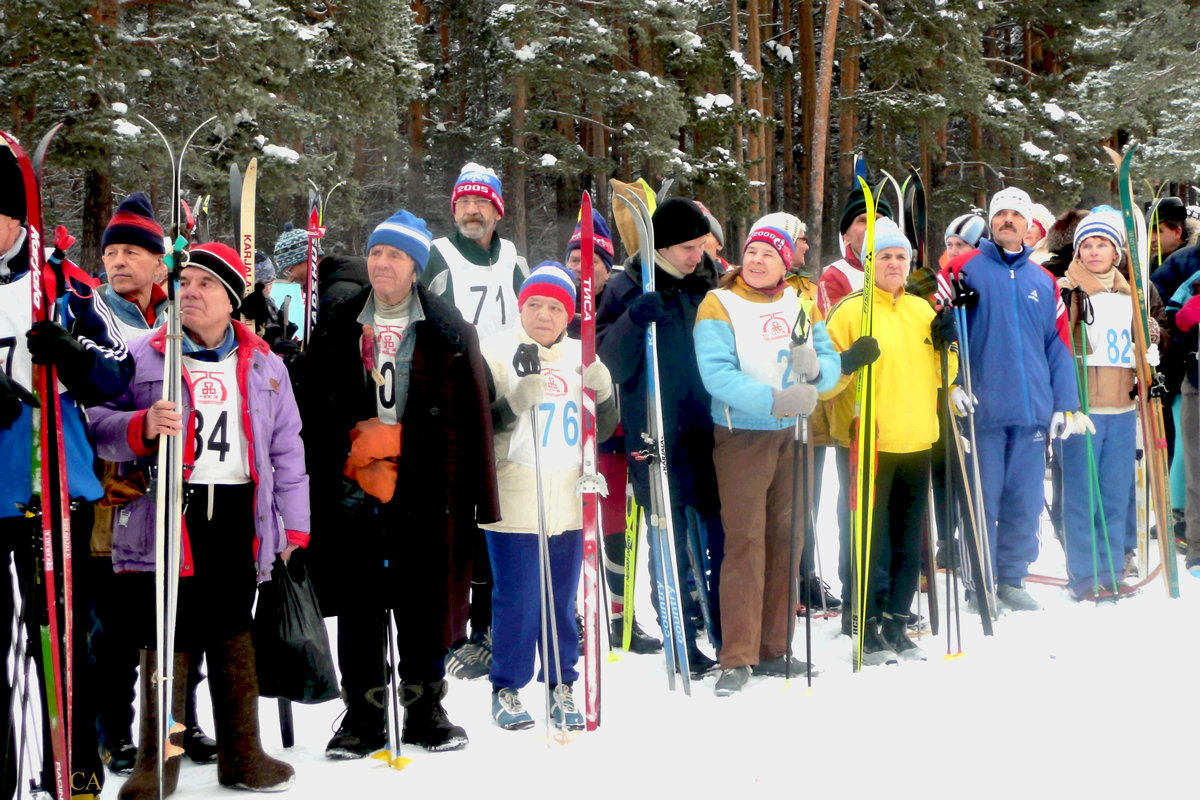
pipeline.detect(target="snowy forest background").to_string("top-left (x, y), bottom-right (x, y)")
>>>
top-left (2, 0), bottom-right (1199, 272)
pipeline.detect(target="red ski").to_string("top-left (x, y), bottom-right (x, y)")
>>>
top-left (577, 192), bottom-right (606, 731)
top-left (2, 127), bottom-right (72, 800)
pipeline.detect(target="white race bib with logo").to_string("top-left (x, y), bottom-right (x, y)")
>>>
top-left (185, 353), bottom-right (251, 484)
top-left (1084, 292), bottom-right (1134, 369)
top-left (433, 238), bottom-right (521, 339)
top-left (506, 339), bottom-right (584, 472)
top-left (713, 286), bottom-right (799, 390)
top-left (373, 315), bottom-right (409, 425)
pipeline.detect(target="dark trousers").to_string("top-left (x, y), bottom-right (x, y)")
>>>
top-left (120, 483), bottom-right (258, 652)
top-left (2, 504), bottom-right (101, 800)
top-left (867, 451), bottom-right (931, 619)
top-left (334, 500), bottom-right (450, 720)
top-left (836, 447), bottom-right (931, 618)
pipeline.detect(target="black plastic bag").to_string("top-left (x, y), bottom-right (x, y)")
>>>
top-left (254, 551), bottom-right (340, 703)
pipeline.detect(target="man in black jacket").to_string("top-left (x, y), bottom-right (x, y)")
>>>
top-left (294, 210), bottom-right (500, 758)
top-left (596, 196), bottom-right (723, 676)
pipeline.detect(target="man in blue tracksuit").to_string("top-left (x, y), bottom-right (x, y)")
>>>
top-left (936, 187), bottom-right (1080, 612)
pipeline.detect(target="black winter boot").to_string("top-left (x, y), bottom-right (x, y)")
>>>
top-left (182, 654), bottom-right (218, 764)
top-left (325, 685), bottom-right (387, 760)
top-left (118, 650), bottom-right (187, 800)
top-left (880, 612), bottom-right (927, 661)
top-left (399, 680), bottom-right (468, 752)
top-left (858, 617), bottom-right (899, 667)
top-left (610, 614), bottom-right (663, 654)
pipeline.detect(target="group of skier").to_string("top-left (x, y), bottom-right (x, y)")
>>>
top-left (3, 126), bottom-right (1199, 800)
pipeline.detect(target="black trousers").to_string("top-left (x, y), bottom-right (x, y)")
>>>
top-left (2, 504), bottom-right (102, 799)
top-left (119, 482), bottom-right (258, 652)
top-left (335, 499), bottom-right (451, 720)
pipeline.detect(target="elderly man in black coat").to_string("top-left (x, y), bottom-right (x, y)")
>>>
top-left (294, 209), bottom-right (500, 758)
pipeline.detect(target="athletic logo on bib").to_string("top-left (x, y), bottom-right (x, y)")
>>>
top-left (377, 324), bottom-right (403, 357)
top-left (761, 312), bottom-right (790, 342)
top-left (543, 367), bottom-right (569, 396)
top-left (193, 370), bottom-right (228, 405)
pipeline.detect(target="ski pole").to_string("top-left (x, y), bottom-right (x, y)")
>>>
top-left (513, 343), bottom-right (566, 739)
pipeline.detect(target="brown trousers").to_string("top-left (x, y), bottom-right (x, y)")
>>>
top-left (713, 426), bottom-right (802, 668)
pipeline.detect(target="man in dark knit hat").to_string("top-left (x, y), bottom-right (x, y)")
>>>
top-left (90, 240), bottom-right (306, 798)
top-left (596, 195), bottom-right (724, 677)
top-left (1, 139), bottom-right (132, 799)
top-left (91, 192), bottom-right (225, 775)
top-left (1148, 197), bottom-right (1190, 271)
top-left (97, 193), bottom-right (168, 341)
top-left (817, 185), bottom-right (895, 316)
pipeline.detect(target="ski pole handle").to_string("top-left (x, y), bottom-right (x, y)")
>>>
top-left (513, 342), bottom-right (541, 377)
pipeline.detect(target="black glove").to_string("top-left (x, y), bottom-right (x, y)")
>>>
top-left (930, 306), bottom-right (959, 349)
top-left (949, 277), bottom-right (979, 310)
top-left (269, 337), bottom-right (302, 360)
top-left (0, 370), bottom-right (39, 429)
top-left (840, 336), bottom-right (880, 375)
top-left (27, 319), bottom-right (93, 377)
top-left (627, 292), bottom-right (669, 328)
top-left (241, 286), bottom-right (272, 328)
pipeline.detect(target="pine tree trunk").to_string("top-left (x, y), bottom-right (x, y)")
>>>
top-left (731, 0), bottom-right (744, 229)
top-left (807, 0), bottom-right (841, 270)
top-left (511, 66), bottom-right (528, 257)
top-left (746, 0), bottom-right (763, 217)
top-left (837, 0), bottom-right (859, 202)
top-left (781, 0), bottom-right (795, 209)
top-left (797, 0), bottom-right (816, 218)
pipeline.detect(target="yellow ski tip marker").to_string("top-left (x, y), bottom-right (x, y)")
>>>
top-left (371, 749), bottom-right (413, 771)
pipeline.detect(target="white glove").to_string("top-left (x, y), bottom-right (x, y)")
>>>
top-left (508, 373), bottom-right (546, 415)
top-left (771, 384), bottom-right (819, 417)
top-left (1066, 411), bottom-right (1096, 438)
top-left (1145, 343), bottom-right (1161, 368)
top-left (1049, 411), bottom-right (1069, 439)
top-left (950, 386), bottom-right (978, 417)
top-left (788, 344), bottom-right (821, 383)
top-left (578, 361), bottom-right (613, 402)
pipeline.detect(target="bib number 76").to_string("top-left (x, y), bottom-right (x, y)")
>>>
top-left (537, 401), bottom-right (579, 447)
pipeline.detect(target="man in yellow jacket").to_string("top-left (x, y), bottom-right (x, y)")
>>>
top-left (822, 217), bottom-right (958, 663)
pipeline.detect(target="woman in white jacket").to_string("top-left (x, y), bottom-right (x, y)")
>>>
top-left (479, 262), bottom-right (618, 731)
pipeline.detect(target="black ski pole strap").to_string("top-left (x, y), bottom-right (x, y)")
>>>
top-left (513, 342), bottom-right (541, 377)
top-left (791, 299), bottom-right (812, 347)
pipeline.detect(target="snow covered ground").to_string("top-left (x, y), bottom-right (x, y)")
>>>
top-left (56, 457), bottom-right (1200, 798)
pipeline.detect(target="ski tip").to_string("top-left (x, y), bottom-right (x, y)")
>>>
top-left (371, 749), bottom-right (413, 770)
top-left (607, 653), bottom-right (623, 663)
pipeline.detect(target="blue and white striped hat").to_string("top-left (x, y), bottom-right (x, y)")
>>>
top-left (1073, 206), bottom-right (1125, 258)
top-left (944, 213), bottom-right (987, 247)
top-left (367, 210), bottom-right (433, 272)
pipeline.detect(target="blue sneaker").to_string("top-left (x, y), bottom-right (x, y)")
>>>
top-left (492, 688), bottom-right (534, 731)
top-left (549, 684), bottom-right (585, 731)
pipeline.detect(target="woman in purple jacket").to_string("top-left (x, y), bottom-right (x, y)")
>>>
top-left (89, 242), bottom-right (309, 800)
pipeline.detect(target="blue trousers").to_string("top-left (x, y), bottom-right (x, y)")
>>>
top-left (1056, 411), bottom-right (1135, 595)
top-left (975, 425), bottom-right (1046, 585)
top-left (486, 529), bottom-right (582, 690)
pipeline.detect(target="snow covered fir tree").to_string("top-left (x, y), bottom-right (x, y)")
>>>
top-left (1, 1), bottom-right (1199, 799)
